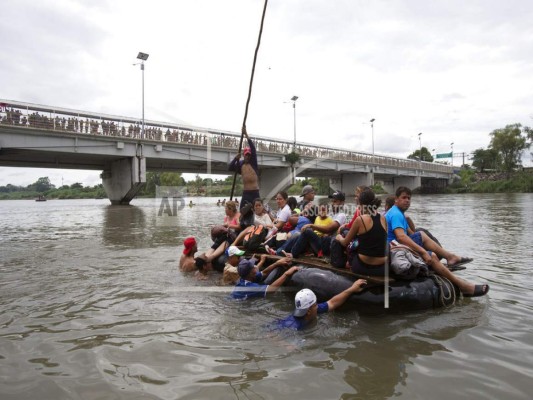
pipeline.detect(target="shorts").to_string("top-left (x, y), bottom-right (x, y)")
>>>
top-left (351, 254), bottom-right (386, 276)
top-left (410, 231), bottom-right (423, 247)
top-left (409, 231), bottom-right (432, 256)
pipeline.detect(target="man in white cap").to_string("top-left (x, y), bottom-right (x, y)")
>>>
top-left (297, 184), bottom-right (316, 210)
top-left (276, 279), bottom-right (367, 330)
top-left (222, 245), bottom-right (246, 285)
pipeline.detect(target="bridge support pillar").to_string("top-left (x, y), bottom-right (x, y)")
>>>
top-left (329, 173), bottom-right (373, 194)
top-left (380, 180), bottom-right (395, 194)
top-left (392, 175), bottom-right (421, 192)
top-left (101, 155), bottom-right (146, 205)
top-left (259, 167), bottom-right (294, 200)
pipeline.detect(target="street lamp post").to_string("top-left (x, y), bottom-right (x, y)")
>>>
top-left (370, 118), bottom-right (375, 155)
top-left (136, 52), bottom-right (149, 139)
top-left (418, 132), bottom-right (423, 163)
top-left (450, 142), bottom-right (454, 168)
top-left (291, 96), bottom-right (298, 151)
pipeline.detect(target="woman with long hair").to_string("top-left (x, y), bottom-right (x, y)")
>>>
top-left (336, 189), bottom-right (387, 276)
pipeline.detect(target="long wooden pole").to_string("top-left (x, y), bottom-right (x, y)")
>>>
top-left (230, 0), bottom-right (268, 200)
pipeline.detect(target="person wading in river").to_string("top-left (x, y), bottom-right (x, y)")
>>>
top-left (229, 128), bottom-right (259, 211)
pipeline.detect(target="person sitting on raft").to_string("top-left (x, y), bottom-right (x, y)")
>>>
top-left (252, 198), bottom-right (274, 229)
top-left (204, 200), bottom-right (241, 267)
top-left (297, 184), bottom-right (316, 211)
top-left (232, 257), bottom-right (298, 300)
top-left (336, 189), bottom-right (388, 276)
top-left (265, 204), bottom-right (319, 257)
top-left (337, 185), bottom-right (368, 234)
top-left (387, 186), bottom-right (489, 297)
top-left (276, 279), bottom-right (367, 330)
top-left (271, 191), bottom-right (293, 232)
top-left (285, 191), bottom-right (347, 258)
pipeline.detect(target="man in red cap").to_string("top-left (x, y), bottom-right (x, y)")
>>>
top-left (229, 129), bottom-right (259, 211)
top-left (179, 237), bottom-right (198, 272)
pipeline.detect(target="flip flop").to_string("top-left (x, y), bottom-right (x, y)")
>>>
top-left (463, 284), bottom-right (490, 298)
top-left (448, 257), bottom-right (474, 269)
top-left (447, 264), bottom-right (467, 272)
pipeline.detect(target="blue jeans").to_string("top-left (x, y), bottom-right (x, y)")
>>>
top-left (291, 229), bottom-right (333, 257)
top-left (275, 232), bottom-right (301, 255)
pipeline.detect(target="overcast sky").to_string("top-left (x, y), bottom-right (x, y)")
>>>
top-left (1, 0), bottom-right (532, 187)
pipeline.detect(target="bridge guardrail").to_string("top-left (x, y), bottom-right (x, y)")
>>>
top-left (0, 99), bottom-right (452, 174)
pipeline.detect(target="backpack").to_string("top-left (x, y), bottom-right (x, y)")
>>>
top-left (243, 225), bottom-right (268, 251)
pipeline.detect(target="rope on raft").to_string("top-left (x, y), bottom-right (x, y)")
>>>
top-left (230, 0), bottom-right (269, 200)
top-left (431, 274), bottom-right (457, 307)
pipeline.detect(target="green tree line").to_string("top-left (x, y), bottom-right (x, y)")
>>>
top-left (406, 123), bottom-right (532, 173)
top-left (0, 173), bottom-right (337, 200)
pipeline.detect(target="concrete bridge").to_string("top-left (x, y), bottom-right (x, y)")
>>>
top-left (0, 99), bottom-right (453, 204)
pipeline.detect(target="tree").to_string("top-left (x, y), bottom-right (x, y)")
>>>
top-left (407, 147), bottom-right (434, 162)
top-left (70, 182), bottom-right (83, 189)
top-left (285, 151), bottom-right (300, 165)
top-left (29, 177), bottom-right (55, 193)
top-left (160, 172), bottom-right (185, 187)
top-left (471, 148), bottom-right (500, 172)
top-left (489, 123), bottom-right (529, 174)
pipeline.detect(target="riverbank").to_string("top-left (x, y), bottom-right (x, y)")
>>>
top-left (2, 172), bottom-right (531, 200)
top-left (447, 170), bottom-right (533, 193)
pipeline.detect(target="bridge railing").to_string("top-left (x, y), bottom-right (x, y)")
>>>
top-left (0, 99), bottom-right (452, 174)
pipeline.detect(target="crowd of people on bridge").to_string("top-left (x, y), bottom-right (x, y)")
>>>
top-left (1, 103), bottom-right (452, 172)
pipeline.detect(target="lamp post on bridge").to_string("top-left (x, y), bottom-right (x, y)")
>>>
top-left (418, 132), bottom-right (423, 168)
top-left (370, 118), bottom-right (375, 155)
top-left (450, 142), bottom-right (454, 168)
top-left (291, 96), bottom-right (298, 151)
top-left (136, 52), bottom-right (149, 139)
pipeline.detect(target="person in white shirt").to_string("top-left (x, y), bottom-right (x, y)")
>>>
top-left (252, 198), bottom-right (274, 229)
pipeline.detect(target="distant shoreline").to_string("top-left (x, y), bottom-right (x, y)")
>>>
top-left (1, 171), bottom-right (531, 200)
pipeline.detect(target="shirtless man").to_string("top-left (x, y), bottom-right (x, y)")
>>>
top-left (179, 237), bottom-right (197, 272)
top-left (229, 129), bottom-right (259, 211)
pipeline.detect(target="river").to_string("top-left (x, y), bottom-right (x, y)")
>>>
top-left (0, 193), bottom-right (532, 399)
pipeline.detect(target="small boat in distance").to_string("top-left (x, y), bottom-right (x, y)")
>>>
top-left (35, 195), bottom-right (47, 202)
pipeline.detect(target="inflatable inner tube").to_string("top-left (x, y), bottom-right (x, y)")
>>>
top-left (290, 267), bottom-right (458, 314)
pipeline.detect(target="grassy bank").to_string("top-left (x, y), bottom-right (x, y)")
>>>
top-left (447, 171), bottom-right (533, 193)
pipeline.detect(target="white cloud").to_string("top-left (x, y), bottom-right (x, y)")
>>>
top-left (1, 0), bottom-right (532, 185)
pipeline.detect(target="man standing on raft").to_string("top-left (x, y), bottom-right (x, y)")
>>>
top-left (229, 129), bottom-right (260, 211)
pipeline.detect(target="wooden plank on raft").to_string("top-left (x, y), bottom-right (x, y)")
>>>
top-left (260, 254), bottom-right (392, 285)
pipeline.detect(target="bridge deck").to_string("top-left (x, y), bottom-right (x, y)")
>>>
top-left (0, 99), bottom-right (452, 175)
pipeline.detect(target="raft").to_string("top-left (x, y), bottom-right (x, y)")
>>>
top-left (290, 267), bottom-right (459, 314)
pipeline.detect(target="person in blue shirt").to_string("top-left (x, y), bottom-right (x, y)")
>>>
top-left (276, 279), bottom-right (368, 330)
top-left (386, 186), bottom-right (489, 297)
top-left (231, 257), bottom-right (299, 300)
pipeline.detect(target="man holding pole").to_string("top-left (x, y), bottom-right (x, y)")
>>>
top-left (229, 129), bottom-right (260, 211)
